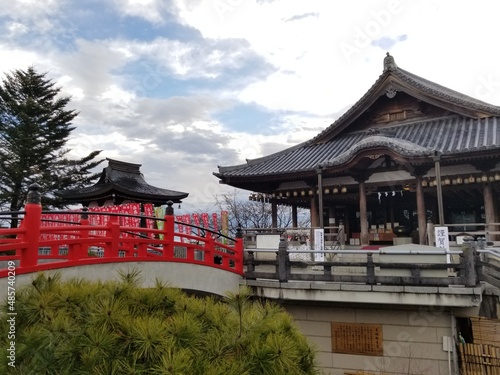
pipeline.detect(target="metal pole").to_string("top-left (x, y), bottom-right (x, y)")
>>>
top-left (316, 167), bottom-right (324, 229)
top-left (433, 152), bottom-right (445, 225)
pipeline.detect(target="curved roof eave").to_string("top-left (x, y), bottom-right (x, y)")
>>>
top-left (217, 139), bottom-right (311, 174)
top-left (112, 184), bottom-right (189, 200)
top-left (57, 183), bottom-right (188, 201)
top-left (321, 135), bottom-right (433, 168)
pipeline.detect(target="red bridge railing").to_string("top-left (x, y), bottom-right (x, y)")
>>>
top-left (0, 185), bottom-right (244, 277)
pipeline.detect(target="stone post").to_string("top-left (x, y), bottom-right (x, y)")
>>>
top-left (461, 238), bottom-right (477, 287)
top-left (426, 219), bottom-right (434, 246)
top-left (339, 221), bottom-right (345, 249)
top-left (367, 253), bottom-right (375, 285)
top-left (277, 237), bottom-right (288, 282)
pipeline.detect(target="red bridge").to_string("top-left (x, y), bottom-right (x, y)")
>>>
top-left (0, 186), bottom-right (243, 296)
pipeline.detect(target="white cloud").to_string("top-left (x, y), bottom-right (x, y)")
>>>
top-left (0, 0), bottom-right (61, 19)
top-left (2, 0), bottom-right (500, 211)
top-left (172, 0), bottom-right (500, 115)
top-left (111, 0), bottom-right (172, 24)
top-left (5, 21), bottom-right (28, 37)
top-left (98, 85), bottom-right (135, 104)
top-left (0, 46), bottom-right (42, 76)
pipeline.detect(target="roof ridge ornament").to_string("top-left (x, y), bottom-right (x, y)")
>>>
top-left (386, 84), bottom-right (397, 98)
top-left (366, 128), bottom-right (397, 138)
top-left (383, 52), bottom-right (397, 72)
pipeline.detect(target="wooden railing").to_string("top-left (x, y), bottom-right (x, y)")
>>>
top-left (426, 221), bottom-right (500, 245)
top-left (0, 185), bottom-right (244, 277)
top-left (480, 248), bottom-right (500, 290)
top-left (244, 238), bottom-right (500, 288)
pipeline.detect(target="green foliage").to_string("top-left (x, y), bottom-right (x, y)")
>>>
top-left (0, 66), bottom-right (103, 217)
top-left (1, 271), bottom-right (319, 374)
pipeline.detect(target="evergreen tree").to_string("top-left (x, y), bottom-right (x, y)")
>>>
top-left (0, 271), bottom-right (319, 374)
top-left (0, 67), bottom-right (102, 222)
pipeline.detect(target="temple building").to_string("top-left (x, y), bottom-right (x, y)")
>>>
top-left (57, 158), bottom-right (188, 207)
top-left (214, 53), bottom-right (500, 245)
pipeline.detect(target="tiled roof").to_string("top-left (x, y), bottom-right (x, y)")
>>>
top-left (58, 159), bottom-right (188, 203)
top-left (393, 68), bottom-right (500, 115)
top-left (215, 116), bottom-right (500, 178)
top-left (311, 55), bottom-right (500, 145)
top-left (215, 54), bottom-right (500, 181)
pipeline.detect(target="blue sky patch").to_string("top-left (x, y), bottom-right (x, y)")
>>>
top-left (215, 103), bottom-right (276, 133)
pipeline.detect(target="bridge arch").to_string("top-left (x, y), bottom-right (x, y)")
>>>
top-left (0, 184), bottom-right (244, 300)
top-left (0, 261), bottom-right (242, 301)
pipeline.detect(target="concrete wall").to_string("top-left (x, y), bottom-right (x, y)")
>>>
top-left (284, 303), bottom-right (456, 375)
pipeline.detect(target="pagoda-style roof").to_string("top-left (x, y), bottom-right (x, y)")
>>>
top-left (214, 54), bottom-right (500, 190)
top-left (57, 159), bottom-right (189, 206)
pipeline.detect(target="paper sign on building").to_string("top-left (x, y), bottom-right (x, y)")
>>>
top-left (434, 226), bottom-right (450, 263)
top-left (314, 228), bottom-right (325, 262)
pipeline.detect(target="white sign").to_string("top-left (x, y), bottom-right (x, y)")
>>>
top-left (256, 234), bottom-right (281, 249)
top-left (314, 229), bottom-right (325, 262)
top-left (434, 226), bottom-right (450, 263)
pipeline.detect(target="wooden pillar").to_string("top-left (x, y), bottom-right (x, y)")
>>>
top-left (483, 182), bottom-right (497, 242)
top-left (316, 167), bottom-right (324, 229)
top-left (292, 204), bottom-right (298, 228)
top-left (389, 198), bottom-right (394, 228)
top-left (494, 186), bottom-right (499, 241)
top-left (310, 193), bottom-right (318, 228)
top-left (415, 175), bottom-right (427, 244)
top-left (310, 193), bottom-right (318, 249)
top-left (271, 199), bottom-right (278, 230)
top-left (433, 152), bottom-right (445, 225)
top-left (359, 181), bottom-right (369, 246)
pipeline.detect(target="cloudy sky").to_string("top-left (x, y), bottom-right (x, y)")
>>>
top-left (1, 0), bottom-right (500, 212)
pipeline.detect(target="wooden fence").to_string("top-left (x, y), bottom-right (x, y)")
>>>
top-left (459, 343), bottom-right (500, 374)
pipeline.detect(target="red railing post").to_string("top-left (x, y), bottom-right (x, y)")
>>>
top-left (234, 226), bottom-right (244, 274)
top-left (107, 215), bottom-right (120, 258)
top-left (77, 208), bottom-right (90, 259)
top-left (162, 201), bottom-right (175, 258)
top-left (20, 184), bottom-right (42, 268)
top-left (204, 232), bottom-right (214, 265)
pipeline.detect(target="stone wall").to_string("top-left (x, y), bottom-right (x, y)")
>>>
top-left (284, 303), bottom-right (456, 375)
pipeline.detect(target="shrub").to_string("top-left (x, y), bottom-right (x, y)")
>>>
top-left (1, 270), bottom-right (318, 374)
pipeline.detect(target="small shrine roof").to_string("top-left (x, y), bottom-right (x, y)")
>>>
top-left (57, 159), bottom-right (189, 205)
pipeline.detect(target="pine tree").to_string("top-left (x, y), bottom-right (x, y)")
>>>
top-left (0, 271), bottom-right (319, 374)
top-left (0, 66), bottom-right (103, 224)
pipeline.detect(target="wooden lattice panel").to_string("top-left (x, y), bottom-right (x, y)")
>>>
top-left (459, 343), bottom-right (500, 374)
top-left (470, 316), bottom-right (500, 346)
